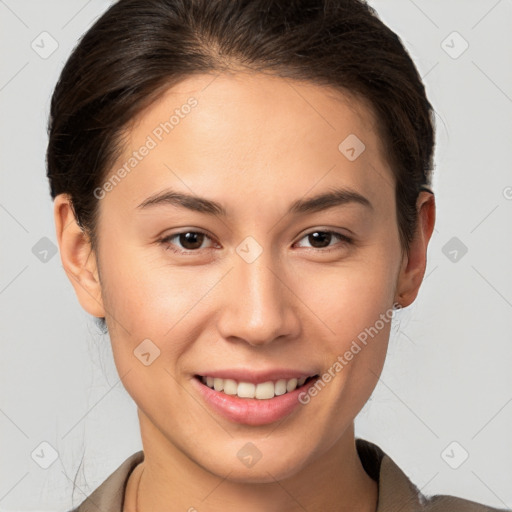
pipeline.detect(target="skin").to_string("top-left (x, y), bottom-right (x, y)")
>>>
top-left (54, 71), bottom-right (435, 512)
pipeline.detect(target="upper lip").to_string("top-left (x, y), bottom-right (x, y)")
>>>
top-left (195, 368), bottom-right (319, 385)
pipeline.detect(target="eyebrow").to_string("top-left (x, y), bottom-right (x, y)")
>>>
top-left (136, 186), bottom-right (373, 216)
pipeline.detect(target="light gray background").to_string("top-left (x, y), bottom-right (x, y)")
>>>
top-left (1, 1), bottom-right (511, 511)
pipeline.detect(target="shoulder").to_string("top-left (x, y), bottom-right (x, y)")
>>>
top-left (355, 438), bottom-right (509, 512)
top-left (66, 450), bottom-right (144, 512)
top-left (422, 493), bottom-right (508, 511)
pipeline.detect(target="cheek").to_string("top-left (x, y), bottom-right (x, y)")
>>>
top-left (100, 241), bottom-right (199, 324)
top-left (312, 264), bottom-right (395, 409)
top-left (303, 247), bottom-right (399, 396)
top-left (98, 243), bottom-right (217, 366)
top-left (98, 248), bottom-right (200, 408)
top-left (304, 252), bottom-right (398, 338)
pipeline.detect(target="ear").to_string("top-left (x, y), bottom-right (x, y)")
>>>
top-left (394, 190), bottom-right (436, 308)
top-left (53, 194), bottom-right (105, 318)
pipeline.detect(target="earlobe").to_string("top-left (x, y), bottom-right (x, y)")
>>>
top-left (53, 194), bottom-right (106, 318)
top-left (394, 191), bottom-right (436, 308)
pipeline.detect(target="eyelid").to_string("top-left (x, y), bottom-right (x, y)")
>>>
top-left (160, 228), bottom-right (218, 253)
top-left (296, 226), bottom-right (353, 241)
top-left (293, 229), bottom-right (353, 251)
top-left (160, 227), bottom-right (353, 254)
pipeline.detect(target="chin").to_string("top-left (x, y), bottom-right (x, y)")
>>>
top-left (198, 446), bottom-right (310, 484)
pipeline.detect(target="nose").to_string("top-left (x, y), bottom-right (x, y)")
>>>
top-left (216, 243), bottom-right (301, 347)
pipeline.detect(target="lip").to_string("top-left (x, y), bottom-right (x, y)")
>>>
top-left (191, 373), bottom-right (319, 426)
top-left (195, 368), bottom-right (318, 385)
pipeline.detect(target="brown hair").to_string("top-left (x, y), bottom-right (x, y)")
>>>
top-left (46, 0), bottom-right (435, 333)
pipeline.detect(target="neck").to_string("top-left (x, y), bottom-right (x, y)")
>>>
top-left (128, 411), bottom-right (378, 512)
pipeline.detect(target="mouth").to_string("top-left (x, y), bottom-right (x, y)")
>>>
top-left (194, 374), bottom-right (319, 400)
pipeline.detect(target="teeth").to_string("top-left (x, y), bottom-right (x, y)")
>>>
top-left (238, 382), bottom-right (256, 398)
top-left (200, 375), bottom-right (314, 399)
top-left (223, 379), bottom-right (238, 395)
top-left (274, 379), bottom-right (287, 396)
top-left (286, 378), bottom-right (298, 392)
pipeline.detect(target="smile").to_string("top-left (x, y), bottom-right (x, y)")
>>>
top-left (197, 375), bottom-right (319, 400)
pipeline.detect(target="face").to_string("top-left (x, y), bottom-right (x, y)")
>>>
top-left (67, 72), bottom-right (410, 481)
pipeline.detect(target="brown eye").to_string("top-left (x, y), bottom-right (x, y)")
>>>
top-left (307, 231), bottom-right (332, 248)
top-left (160, 231), bottom-right (216, 253)
top-left (177, 232), bottom-right (205, 250)
top-left (295, 230), bottom-right (352, 251)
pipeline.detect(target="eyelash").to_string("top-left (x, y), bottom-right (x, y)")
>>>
top-left (159, 229), bottom-right (353, 255)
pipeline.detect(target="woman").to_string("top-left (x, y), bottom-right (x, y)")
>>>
top-left (47, 0), bottom-right (507, 510)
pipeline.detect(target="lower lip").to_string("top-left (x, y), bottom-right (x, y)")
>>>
top-left (191, 376), bottom-right (319, 426)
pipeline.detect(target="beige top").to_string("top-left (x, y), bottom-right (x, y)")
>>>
top-left (69, 438), bottom-right (507, 511)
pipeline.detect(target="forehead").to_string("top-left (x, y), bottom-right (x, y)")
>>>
top-left (106, 72), bottom-right (394, 215)
top-left (126, 71), bottom-right (382, 153)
